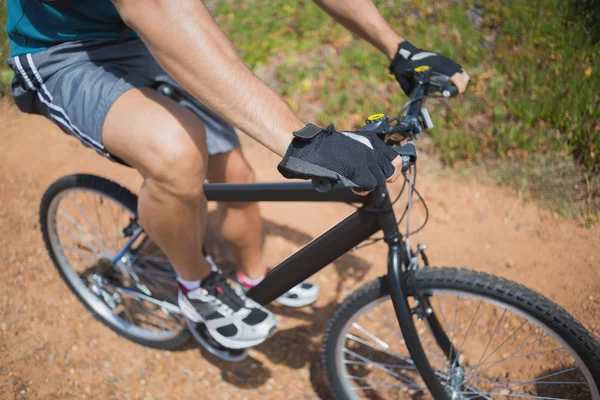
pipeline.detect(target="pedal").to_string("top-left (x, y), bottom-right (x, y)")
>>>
top-left (186, 319), bottom-right (248, 362)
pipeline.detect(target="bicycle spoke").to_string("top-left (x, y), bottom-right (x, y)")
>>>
top-left (67, 197), bottom-right (105, 243)
top-left (448, 294), bottom-right (460, 364)
top-left (352, 323), bottom-right (390, 349)
top-left (465, 392), bottom-right (569, 400)
top-left (345, 333), bottom-right (414, 365)
top-left (57, 220), bottom-right (104, 254)
top-left (462, 308), bottom-right (507, 389)
top-left (478, 347), bottom-right (566, 367)
top-left (343, 348), bottom-right (421, 390)
top-left (343, 360), bottom-right (417, 370)
top-left (475, 333), bottom-right (550, 376)
top-left (92, 194), bottom-right (114, 248)
top-left (458, 299), bottom-right (482, 350)
top-left (478, 319), bottom-right (528, 366)
top-left (510, 366), bottom-right (584, 386)
top-left (58, 209), bottom-right (106, 251)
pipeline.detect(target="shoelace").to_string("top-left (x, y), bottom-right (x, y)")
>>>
top-left (201, 272), bottom-right (245, 312)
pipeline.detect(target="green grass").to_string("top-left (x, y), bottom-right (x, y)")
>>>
top-left (216, 0), bottom-right (599, 171)
top-left (0, 0), bottom-right (12, 98)
top-left (215, 0), bottom-right (600, 223)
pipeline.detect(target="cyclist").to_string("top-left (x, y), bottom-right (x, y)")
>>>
top-left (5, 0), bottom-right (469, 349)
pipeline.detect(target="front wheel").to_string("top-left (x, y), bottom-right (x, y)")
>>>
top-left (323, 267), bottom-right (600, 399)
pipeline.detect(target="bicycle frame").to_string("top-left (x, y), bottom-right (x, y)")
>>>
top-left (110, 180), bottom-right (452, 396)
top-left (210, 181), bottom-right (452, 398)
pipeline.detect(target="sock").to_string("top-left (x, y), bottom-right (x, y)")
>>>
top-left (178, 256), bottom-right (220, 293)
top-left (178, 277), bottom-right (201, 293)
top-left (238, 270), bottom-right (267, 288)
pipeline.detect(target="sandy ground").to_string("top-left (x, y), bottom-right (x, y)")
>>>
top-left (0, 101), bottom-right (599, 399)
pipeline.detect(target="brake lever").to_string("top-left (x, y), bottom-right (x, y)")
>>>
top-left (393, 141), bottom-right (417, 172)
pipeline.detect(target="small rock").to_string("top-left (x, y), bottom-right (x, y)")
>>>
top-left (505, 259), bottom-right (514, 269)
top-left (48, 354), bottom-right (55, 362)
top-left (104, 361), bottom-right (111, 368)
top-left (498, 389), bottom-right (510, 395)
top-left (70, 368), bottom-right (75, 374)
top-left (71, 345), bottom-right (79, 351)
top-left (8, 255), bottom-right (16, 263)
top-left (140, 380), bottom-right (146, 386)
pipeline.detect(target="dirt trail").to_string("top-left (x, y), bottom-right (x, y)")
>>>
top-left (0, 101), bottom-right (599, 399)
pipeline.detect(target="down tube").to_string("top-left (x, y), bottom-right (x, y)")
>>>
top-left (247, 209), bottom-right (381, 305)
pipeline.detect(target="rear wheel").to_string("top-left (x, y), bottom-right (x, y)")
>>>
top-left (323, 267), bottom-right (600, 399)
top-left (40, 174), bottom-right (190, 349)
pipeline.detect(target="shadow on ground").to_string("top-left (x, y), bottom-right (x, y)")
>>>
top-left (197, 211), bottom-right (374, 397)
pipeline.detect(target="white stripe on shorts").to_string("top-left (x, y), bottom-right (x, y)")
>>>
top-left (15, 54), bottom-right (107, 153)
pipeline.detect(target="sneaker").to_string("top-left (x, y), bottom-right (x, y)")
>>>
top-left (237, 270), bottom-right (320, 308)
top-left (178, 271), bottom-right (277, 349)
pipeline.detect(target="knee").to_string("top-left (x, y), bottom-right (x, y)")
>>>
top-left (146, 125), bottom-right (208, 202)
top-left (230, 162), bottom-right (256, 184)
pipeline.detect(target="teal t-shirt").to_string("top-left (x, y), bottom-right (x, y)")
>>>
top-left (6, 0), bottom-right (133, 56)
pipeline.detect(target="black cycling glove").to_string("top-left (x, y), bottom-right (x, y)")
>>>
top-left (278, 124), bottom-right (399, 191)
top-left (390, 41), bottom-right (463, 95)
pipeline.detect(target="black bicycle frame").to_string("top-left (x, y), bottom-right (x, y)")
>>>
top-left (202, 181), bottom-right (451, 399)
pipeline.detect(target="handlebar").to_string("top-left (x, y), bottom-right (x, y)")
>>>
top-left (311, 70), bottom-right (459, 192)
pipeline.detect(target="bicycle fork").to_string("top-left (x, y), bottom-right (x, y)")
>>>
top-left (380, 192), bottom-right (456, 399)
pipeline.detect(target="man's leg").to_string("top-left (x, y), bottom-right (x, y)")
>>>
top-left (207, 148), bottom-right (321, 308)
top-left (206, 149), bottom-right (265, 279)
top-left (103, 88), bottom-right (211, 281)
top-left (102, 88), bottom-right (277, 348)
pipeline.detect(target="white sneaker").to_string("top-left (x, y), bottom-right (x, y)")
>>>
top-left (237, 271), bottom-right (320, 308)
top-left (178, 271), bottom-right (277, 349)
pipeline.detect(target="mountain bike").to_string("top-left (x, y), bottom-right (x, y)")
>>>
top-left (39, 69), bottom-right (600, 399)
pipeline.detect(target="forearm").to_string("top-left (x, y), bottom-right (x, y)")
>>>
top-left (313, 0), bottom-right (403, 60)
top-left (113, 0), bottom-right (302, 157)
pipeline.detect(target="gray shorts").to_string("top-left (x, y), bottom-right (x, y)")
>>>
top-left (7, 37), bottom-right (240, 160)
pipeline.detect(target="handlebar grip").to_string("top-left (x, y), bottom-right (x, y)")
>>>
top-left (311, 177), bottom-right (335, 193)
top-left (443, 85), bottom-right (460, 98)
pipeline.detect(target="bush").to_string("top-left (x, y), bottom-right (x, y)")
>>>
top-left (570, 0), bottom-right (600, 43)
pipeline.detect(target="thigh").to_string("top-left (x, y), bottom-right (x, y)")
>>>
top-left (103, 87), bottom-right (208, 180)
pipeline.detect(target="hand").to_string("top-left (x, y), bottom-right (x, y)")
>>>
top-left (277, 124), bottom-right (402, 192)
top-left (390, 41), bottom-right (470, 95)
top-left (352, 156), bottom-right (403, 196)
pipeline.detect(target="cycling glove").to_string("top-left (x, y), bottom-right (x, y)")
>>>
top-left (278, 124), bottom-right (399, 191)
top-left (390, 41), bottom-right (463, 95)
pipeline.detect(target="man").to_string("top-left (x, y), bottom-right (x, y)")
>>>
top-left (5, 0), bottom-right (469, 349)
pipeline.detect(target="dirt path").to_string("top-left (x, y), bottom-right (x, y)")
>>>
top-left (0, 101), bottom-right (598, 399)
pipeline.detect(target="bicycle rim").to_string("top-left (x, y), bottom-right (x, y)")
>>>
top-left (334, 289), bottom-right (599, 399)
top-left (46, 187), bottom-right (185, 342)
